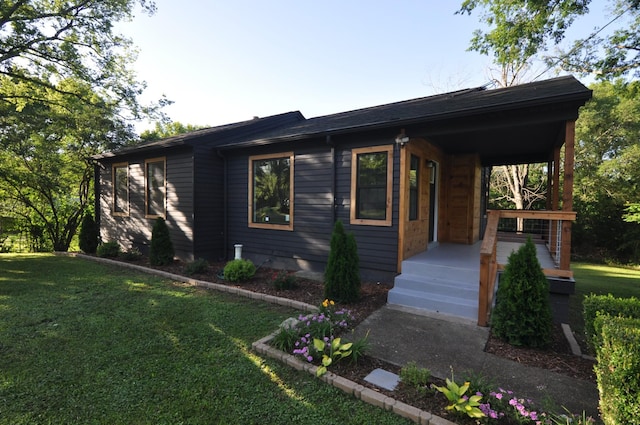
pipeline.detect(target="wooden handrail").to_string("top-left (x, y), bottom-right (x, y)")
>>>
top-left (477, 209), bottom-right (576, 326)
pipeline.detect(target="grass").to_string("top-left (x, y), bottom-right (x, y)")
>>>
top-left (570, 262), bottom-right (640, 349)
top-left (0, 254), bottom-right (411, 425)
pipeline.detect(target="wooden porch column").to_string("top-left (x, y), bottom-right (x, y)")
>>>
top-left (560, 120), bottom-right (576, 270)
top-left (549, 146), bottom-right (562, 257)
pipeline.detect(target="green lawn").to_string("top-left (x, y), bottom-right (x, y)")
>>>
top-left (570, 262), bottom-right (640, 348)
top-left (0, 254), bottom-right (411, 425)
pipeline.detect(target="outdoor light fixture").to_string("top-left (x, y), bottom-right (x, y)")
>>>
top-left (395, 134), bottom-right (409, 147)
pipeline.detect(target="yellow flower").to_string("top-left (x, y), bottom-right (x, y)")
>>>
top-left (322, 299), bottom-right (335, 308)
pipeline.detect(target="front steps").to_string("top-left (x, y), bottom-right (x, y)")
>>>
top-left (387, 248), bottom-right (480, 321)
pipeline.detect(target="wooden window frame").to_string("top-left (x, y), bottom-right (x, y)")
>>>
top-left (112, 162), bottom-right (129, 216)
top-left (145, 157), bottom-right (166, 218)
top-left (350, 145), bottom-right (393, 226)
top-left (248, 152), bottom-right (294, 231)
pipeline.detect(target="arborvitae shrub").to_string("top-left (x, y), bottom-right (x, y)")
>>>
top-left (491, 237), bottom-right (552, 348)
top-left (324, 220), bottom-right (360, 303)
top-left (78, 213), bottom-right (99, 254)
top-left (149, 217), bottom-right (174, 266)
top-left (223, 259), bottom-right (256, 282)
top-left (184, 258), bottom-right (209, 275)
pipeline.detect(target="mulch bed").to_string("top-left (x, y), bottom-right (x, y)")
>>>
top-left (111, 255), bottom-right (596, 424)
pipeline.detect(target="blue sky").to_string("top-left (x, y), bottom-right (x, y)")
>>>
top-left (119, 1), bottom-right (610, 131)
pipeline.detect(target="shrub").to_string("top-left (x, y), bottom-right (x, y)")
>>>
top-left (400, 361), bottom-right (431, 394)
top-left (120, 247), bottom-right (142, 261)
top-left (324, 220), bottom-right (360, 303)
top-left (491, 237), bottom-right (552, 348)
top-left (96, 241), bottom-right (120, 258)
top-left (78, 214), bottom-right (99, 254)
top-left (149, 217), bottom-right (174, 266)
top-left (594, 315), bottom-right (640, 425)
top-left (271, 269), bottom-right (297, 290)
top-left (184, 258), bottom-right (209, 275)
top-left (223, 259), bottom-right (256, 282)
top-left (583, 293), bottom-right (640, 350)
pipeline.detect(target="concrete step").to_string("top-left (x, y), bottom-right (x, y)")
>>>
top-left (400, 261), bottom-right (478, 282)
top-left (387, 287), bottom-right (478, 321)
top-left (392, 275), bottom-right (478, 301)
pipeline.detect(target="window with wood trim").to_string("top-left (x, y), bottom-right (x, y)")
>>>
top-left (112, 162), bottom-right (129, 216)
top-left (145, 157), bottom-right (166, 218)
top-left (249, 152), bottom-right (294, 230)
top-left (350, 146), bottom-right (393, 226)
top-left (409, 155), bottom-right (419, 221)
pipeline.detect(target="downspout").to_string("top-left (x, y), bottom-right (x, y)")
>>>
top-left (217, 149), bottom-right (229, 261)
top-left (326, 135), bottom-right (336, 223)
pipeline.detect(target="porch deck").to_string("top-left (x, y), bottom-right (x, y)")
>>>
top-left (387, 240), bottom-right (557, 321)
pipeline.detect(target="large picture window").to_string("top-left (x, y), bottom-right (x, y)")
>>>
top-left (249, 152), bottom-right (294, 230)
top-left (350, 146), bottom-right (393, 226)
top-left (112, 162), bottom-right (129, 216)
top-left (145, 157), bottom-right (166, 218)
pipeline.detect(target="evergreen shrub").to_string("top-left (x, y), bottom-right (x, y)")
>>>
top-left (149, 217), bottom-right (174, 266)
top-left (78, 214), bottom-right (99, 254)
top-left (583, 293), bottom-right (640, 350)
top-left (184, 258), bottom-right (209, 275)
top-left (96, 241), bottom-right (120, 258)
top-left (491, 237), bottom-right (552, 348)
top-left (324, 220), bottom-right (360, 303)
top-left (223, 259), bottom-right (256, 282)
top-left (594, 315), bottom-right (640, 425)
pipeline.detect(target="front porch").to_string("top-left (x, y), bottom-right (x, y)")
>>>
top-left (388, 211), bottom-right (577, 326)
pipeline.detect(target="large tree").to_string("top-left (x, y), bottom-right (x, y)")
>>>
top-left (0, 0), bottom-right (168, 251)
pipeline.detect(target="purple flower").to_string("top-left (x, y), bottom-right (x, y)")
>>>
top-left (306, 355), bottom-right (313, 362)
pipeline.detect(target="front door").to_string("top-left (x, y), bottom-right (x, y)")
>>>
top-left (398, 139), bottom-right (441, 268)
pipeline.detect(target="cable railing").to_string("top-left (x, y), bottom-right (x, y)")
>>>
top-left (478, 209), bottom-right (576, 326)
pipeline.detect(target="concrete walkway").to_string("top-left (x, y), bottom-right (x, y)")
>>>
top-left (352, 305), bottom-right (599, 418)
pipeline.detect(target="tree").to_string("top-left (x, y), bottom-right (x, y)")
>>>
top-left (573, 80), bottom-right (640, 262)
top-left (140, 122), bottom-right (208, 142)
top-left (457, 0), bottom-right (640, 81)
top-left (324, 220), bottom-right (360, 303)
top-left (78, 213), bottom-right (99, 254)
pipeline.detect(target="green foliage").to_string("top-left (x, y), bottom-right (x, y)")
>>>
top-left (324, 220), bottom-right (360, 303)
top-left (120, 247), bottom-right (142, 261)
top-left (149, 218), bottom-right (174, 266)
top-left (140, 122), bottom-right (208, 142)
top-left (583, 293), bottom-right (640, 350)
top-left (432, 375), bottom-right (485, 419)
top-left (96, 241), bottom-right (121, 258)
top-left (314, 337), bottom-right (352, 377)
top-left (270, 269), bottom-right (297, 290)
top-left (78, 214), bottom-right (99, 254)
top-left (491, 237), bottom-right (553, 348)
top-left (399, 362), bottom-right (431, 394)
top-left (594, 315), bottom-right (640, 425)
top-left (223, 259), bottom-right (256, 282)
top-left (184, 258), bottom-right (209, 275)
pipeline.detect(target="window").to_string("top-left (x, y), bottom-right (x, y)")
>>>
top-left (350, 146), bottom-right (393, 226)
top-left (249, 152), bottom-right (294, 230)
top-left (112, 163), bottom-right (129, 216)
top-left (145, 157), bottom-right (166, 217)
top-left (409, 155), bottom-right (419, 221)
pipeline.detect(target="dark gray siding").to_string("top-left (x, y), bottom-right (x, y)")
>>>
top-left (225, 132), bottom-right (400, 281)
top-left (98, 148), bottom-right (195, 261)
top-left (192, 146), bottom-right (225, 261)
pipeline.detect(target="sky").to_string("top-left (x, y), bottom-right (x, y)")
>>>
top-left (118, 1), bottom-right (612, 132)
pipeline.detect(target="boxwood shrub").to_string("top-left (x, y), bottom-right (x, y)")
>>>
top-left (594, 315), bottom-right (640, 425)
top-left (583, 294), bottom-right (640, 349)
top-left (223, 259), bottom-right (256, 282)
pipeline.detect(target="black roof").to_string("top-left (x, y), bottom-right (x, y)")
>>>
top-left (96, 76), bottom-right (591, 165)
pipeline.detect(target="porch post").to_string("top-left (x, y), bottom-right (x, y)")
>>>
top-left (560, 120), bottom-right (576, 270)
top-left (549, 146), bottom-right (561, 257)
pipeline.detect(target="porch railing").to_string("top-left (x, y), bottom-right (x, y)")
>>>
top-left (477, 209), bottom-right (577, 326)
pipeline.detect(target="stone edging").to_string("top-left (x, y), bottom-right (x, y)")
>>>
top-left (59, 252), bottom-right (457, 425)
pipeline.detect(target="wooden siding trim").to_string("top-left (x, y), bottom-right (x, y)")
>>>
top-left (111, 162), bottom-right (129, 217)
top-left (248, 151), bottom-right (294, 231)
top-left (144, 157), bottom-right (166, 219)
top-left (350, 145), bottom-right (393, 227)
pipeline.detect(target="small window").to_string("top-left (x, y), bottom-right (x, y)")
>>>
top-left (248, 152), bottom-right (294, 230)
top-left (409, 155), bottom-right (419, 221)
top-left (145, 157), bottom-right (166, 218)
top-left (350, 146), bottom-right (393, 226)
top-left (112, 163), bottom-right (129, 216)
